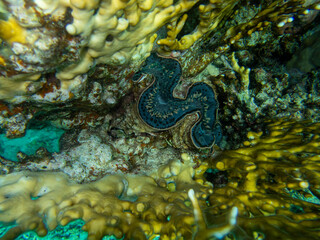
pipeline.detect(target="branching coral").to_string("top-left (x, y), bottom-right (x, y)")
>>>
top-left (0, 1), bottom-right (320, 239)
top-left (0, 0), bottom-right (318, 141)
top-left (1, 0), bottom-right (318, 102)
top-left (157, 0), bottom-right (240, 52)
top-left (157, 0), bottom-right (320, 53)
top-left (206, 119), bottom-right (320, 239)
top-left (222, 0), bottom-right (320, 45)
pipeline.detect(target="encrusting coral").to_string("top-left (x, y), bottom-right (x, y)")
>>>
top-left (0, 155), bottom-right (237, 240)
top-left (0, 0), bottom-right (318, 101)
top-left (0, 17), bottom-right (26, 44)
top-left (0, 0), bottom-right (200, 101)
top-left (0, 0), bottom-right (318, 140)
top-left (0, 118), bottom-right (320, 239)
top-left (0, 0), bottom-right (320, 239)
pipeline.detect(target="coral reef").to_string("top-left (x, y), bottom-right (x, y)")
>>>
top-left (157, 0), bottom-right (240, 52)
top-left (0, 0), bottom-right (320, 239)
top-left (0, 119), bottom-right (320, 239)
top-left (0, 0), bottom-right (318, 139)
top-left (208, 47), bottom-right (320, 146)
top-left (0, 112), bottom-right (201, 183)
top-left (0, 0), bottom-right (201, 101)
top-left (0, 154), bottom-right (238, 240)
top-left (207, 119), bottom-right (320, 239)
top-left (0, 0), bottom-right (201, 138)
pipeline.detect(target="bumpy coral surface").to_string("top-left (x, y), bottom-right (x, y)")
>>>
top-left (0, 0), bottom-right (318, 138)
top-left (0, 154), bottom-right (239, 240)
top-left (0, 119), bottom-right (320, 239)
top-left (0, 0), bottom-right (320, 239)
top-left (0, 0), bottom-right (202, 101)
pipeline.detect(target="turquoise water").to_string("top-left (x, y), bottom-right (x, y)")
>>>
top-left (0, 220), bottom-right (162, 240)
top-left (0, 124), bottom-right (64, 162)
top-left (0, 220), bottom-right (123, 240)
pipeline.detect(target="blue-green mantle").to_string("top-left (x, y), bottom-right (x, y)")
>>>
top-left (133, 53), bottom-right (222, 149)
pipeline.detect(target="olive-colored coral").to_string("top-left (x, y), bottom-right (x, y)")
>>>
top-left (1, 0), bottom-right (318, 102)
top-left (206, 119), bottom-right (320, 239)
top-left (157, 0), bottom-right (240, 52)
top-left (223, 0), bottom-right (320, 45)
top-left (0, 154), bottom-right (237, 240)
top-left (2, 119), bottom-right (320, 239)
top-left (157, 0), bottom-right (320, 53)
top-left (0, 0), bottom-right (199, 101)
top-left (0, 0), bottom-right (318, 141)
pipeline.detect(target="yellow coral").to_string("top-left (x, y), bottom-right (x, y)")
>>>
top-left (158, 0), bottom-right (240, 52)
top-left (46, 0), bottom-right (199, 80)
top-left (0, 155), bottom-right (234, 240)
top-left (1, 119), bottom-right (320, 239)
top-left (207, 119), bottom-right (320, 239)
top-left (0, 73), bottom-right (41, 100)
top-left (0, 56), bottom-right (6, 66)
top-left (158, 0), bottom-right (320, 53)
top-left (223, 0), bottom-right (320, 45)
top-left (1, 0), bottom-right (318, 101)
top-left (0, 17), bottom-right (26, 44)
top-left (230, 52), bottom-right (250, 92)
top-left (0, 0), bottom-right (201, 101)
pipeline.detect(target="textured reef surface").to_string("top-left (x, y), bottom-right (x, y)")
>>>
top-left (0, 0), bottom-right (320, 239)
